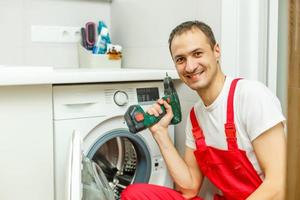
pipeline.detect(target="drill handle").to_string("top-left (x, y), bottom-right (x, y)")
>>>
top-left (124, 103), bottom-right (167, 134)
top-left (144, 109), bottom-right (165, 125)
top-left (144, 101), bottom-right (167, 126)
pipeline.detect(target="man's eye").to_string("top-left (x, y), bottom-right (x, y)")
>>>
top-left (194, 52), bottom-right (202, 57)
top-left (176, 58), bottom-right (184, 64)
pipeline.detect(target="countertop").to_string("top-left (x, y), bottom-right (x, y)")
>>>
top-left (0, 66), bottom-right (179, 86)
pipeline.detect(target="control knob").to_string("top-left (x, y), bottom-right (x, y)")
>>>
top-left (113, 90), bottom-right (128, 106)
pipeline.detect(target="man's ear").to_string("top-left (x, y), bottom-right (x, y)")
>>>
top-left (214, 43), bottom-right (221, 61)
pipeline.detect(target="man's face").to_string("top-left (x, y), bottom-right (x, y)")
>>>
top-left (170, 28), bottom-right (220, 91)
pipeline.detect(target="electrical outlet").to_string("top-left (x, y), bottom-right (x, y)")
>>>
top-left (31, 25), bottom-right (81, 43)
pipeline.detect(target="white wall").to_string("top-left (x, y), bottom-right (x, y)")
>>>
top-left (277, 0), bottom-right (288, 115)
top-left (0, 0), bottom-right (221, 70)
top-left (111, 0), bottom-right (221, 69)
top-left (221, 0), bottom-right (268, 79)
top-left (0, 0), bottom-right (111, 68)
top-left (221, 0), bottom-right (279, 95)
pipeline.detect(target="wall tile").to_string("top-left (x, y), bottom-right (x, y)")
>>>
top-left (111, 0), bottom-right (221, 69)
top-left (23, 43), bottom-right (78, 67)
top-left (122, 46), bottom-right (173, 69)
top-left (0, 0), bottom-right (25, 65)
top-left (0, 0), bottom-right (221, 69)
top-left (0, 0), bottom-right (110, 68)
top-left (0, 46), bottom-right (24, 66)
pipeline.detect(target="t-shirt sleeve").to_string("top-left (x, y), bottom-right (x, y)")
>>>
top-left (185, 114), bottom-right (196, 149)
top-left (239, 80), bottom-right (286, 141)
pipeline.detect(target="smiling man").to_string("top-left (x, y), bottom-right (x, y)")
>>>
top-left (121, 21), bottom-right (286, 200)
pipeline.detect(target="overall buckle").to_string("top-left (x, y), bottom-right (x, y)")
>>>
top-left (192, 127), bottom-right (204, 140)
top-left (224, 123), bottom-right (236, 138)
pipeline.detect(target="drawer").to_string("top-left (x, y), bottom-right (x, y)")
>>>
top-left (53, 84), bottom-right (106, 120)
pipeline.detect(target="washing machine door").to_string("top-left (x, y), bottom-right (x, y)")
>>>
top-left (86, 128), bottom-right (153, 199)
top-left (66, 131), bottom-right (115, 200)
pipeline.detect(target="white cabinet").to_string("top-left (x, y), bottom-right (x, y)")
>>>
top-left (0, 85), bottom-right (54, 200)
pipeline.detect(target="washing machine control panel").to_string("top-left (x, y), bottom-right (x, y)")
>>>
top-left (136, 87), bottom-right (160, 103)
top-left (53, 81), bottom-right (164, 120)
top-left (108, 82), bottom-right (163, 108)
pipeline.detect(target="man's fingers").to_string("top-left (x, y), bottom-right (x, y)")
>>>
top-left (147, 102), bottom-right (163, 117)
top-left (163, 100), bottom-right (174, 118)
top-left (162, 100), bottom-right (171, 109)
top-left (154, 102), bottom-right (164, 114)
top-left (147, 99), bottom-right (172, 117)
top-left (148, 107), bottom-right (159, 117)
top-left (157, 98), bottom-right (164, 105)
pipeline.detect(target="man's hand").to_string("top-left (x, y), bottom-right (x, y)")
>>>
top-left (146, 99), bottom-right (174, 137)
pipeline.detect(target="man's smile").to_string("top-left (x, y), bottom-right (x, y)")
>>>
top-left (185, 70), bottom-right (205, 80)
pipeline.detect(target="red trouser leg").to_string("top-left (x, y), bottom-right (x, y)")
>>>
top-left (120, 183), bottom-right (203, 200)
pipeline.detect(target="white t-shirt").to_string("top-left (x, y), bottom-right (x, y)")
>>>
top-left (185, 77), bottom-right (285, 178)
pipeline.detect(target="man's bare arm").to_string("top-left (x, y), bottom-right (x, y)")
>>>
top-left (246, 123), bottom-right (286, 200)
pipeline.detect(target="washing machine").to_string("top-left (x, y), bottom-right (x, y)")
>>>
top-left (53, 81), bottom-right (174, 200)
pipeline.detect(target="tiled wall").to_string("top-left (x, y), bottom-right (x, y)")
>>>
top-left (111, 0), bottom-right (221, 69)
top-left (0, 0), bottom-right (111, 68)
top-left (0, 0), bottom-right (221, 69)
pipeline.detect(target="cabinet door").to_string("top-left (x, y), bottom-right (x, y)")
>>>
top-left (0, 85), bottom-right (54, 200)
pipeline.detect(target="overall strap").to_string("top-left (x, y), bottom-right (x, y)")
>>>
top-left (225, 78), bottom-right (242, 150)
top-left (190, 107), bottom-right (207, 149)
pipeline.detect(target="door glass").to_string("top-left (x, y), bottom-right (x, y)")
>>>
top-left (92, 137), bottom-right (138, 199)
top-left (82, 156), bottom-right (115, 200)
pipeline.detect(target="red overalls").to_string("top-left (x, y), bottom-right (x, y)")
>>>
top-left (121, 79), bottom-right (262, 200)
top-left (190, 78), bottom-right (262, 200)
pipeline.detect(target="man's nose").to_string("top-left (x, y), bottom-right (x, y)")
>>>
top-left (185, 58), bottom-right (198, 73)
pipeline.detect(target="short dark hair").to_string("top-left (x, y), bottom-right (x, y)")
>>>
top-left (168, 20), bottom-right (216, 53)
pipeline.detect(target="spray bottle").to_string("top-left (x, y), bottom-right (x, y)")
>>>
top-left (93, 21), bottom-right (111, 54)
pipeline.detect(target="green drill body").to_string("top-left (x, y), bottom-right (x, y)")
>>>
top-left (124, 74), bottom-right (182, 133)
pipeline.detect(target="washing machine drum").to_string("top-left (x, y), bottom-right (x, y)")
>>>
top-left (87, 129), bottom-right (152, 200)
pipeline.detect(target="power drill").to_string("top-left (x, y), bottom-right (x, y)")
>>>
top-left (124, 73), bottom-right (182, 133)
